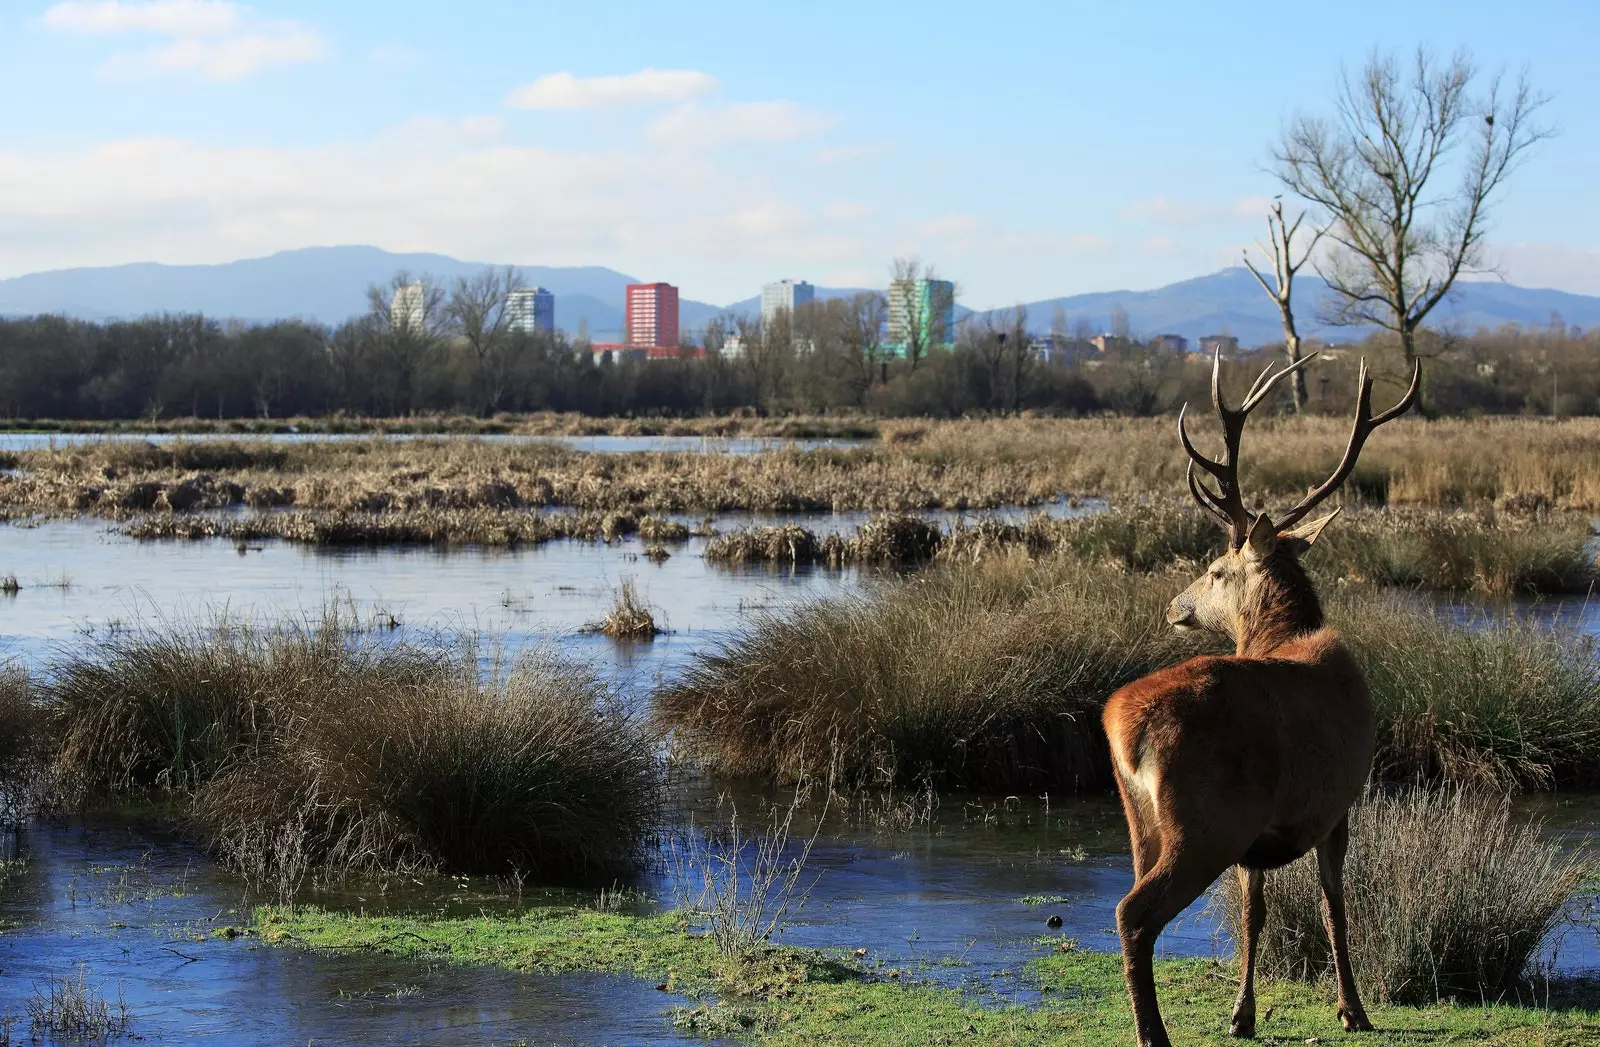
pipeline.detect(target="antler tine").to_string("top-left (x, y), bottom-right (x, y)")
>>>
top-left (1240, 352), bottom-right (1318, 413)
top-left (1186, 459), bottom-right (1233, 528)
top-left (1276, 358), bottom-right (1422, 529)
top-left (1182, 348), bottom-right (1319, 546)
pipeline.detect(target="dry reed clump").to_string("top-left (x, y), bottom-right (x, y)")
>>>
top-left (704, 505), bottom-right (1595, 595)
top-left (121, 507), bottom-right (690, 549)
top-left (12, 417), bottom-right (1600, 520)
top-left (0, 666), bottom-right (52, 823)
top-left (659, 555), bottom-right (1600, 793)
top-left (1332, 594), bottom-right (1600, 789)
top-left (1215, 787), bottom-right (1589, 1005)
top-left (587, 579), bottom-right (661, 639)
top-left (48, 618), bottom-right (661, 883)
top-left (658, 553), bottom-right (1190, 790)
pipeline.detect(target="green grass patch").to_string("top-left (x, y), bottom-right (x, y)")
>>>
top-left (256, 903), bottom-right (1600, 1045)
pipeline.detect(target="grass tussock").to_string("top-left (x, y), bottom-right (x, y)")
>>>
top-left (658, 556), bottom-right (1600, 792)
top-left (0, 667), bottom-right (51, 823)
top-left (706, 505), bottom-right (1595, 596)
top-left (123, 507), bottom-right (686, 549)
top-left (1216, 787), bottom-right (1590, 1005)
top-left (587, 579), bottom-right (661, 639)
top-left (660, 554), bottom-right (1188, 790)
top-left (27, 964), bottom-right (131, 1041)
top-left (49, 618), bottom-right (661, 884)
top-left (14, 416), bottom-right (1600, 525)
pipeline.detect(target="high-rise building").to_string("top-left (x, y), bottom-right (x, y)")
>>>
top-left (390, 283), bottom-right (428, 330)
top-left (760, 279), bottom-right (815, 326)
top-left (886, 278), bottom-right (956, 357)
top-left (507, 287), bottom-right (555, 335)
top-left (625, 282), bottom-right (680, 350)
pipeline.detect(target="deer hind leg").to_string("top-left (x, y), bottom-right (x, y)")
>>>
top-left (1114, 774), bottom-right (1163, 880)
top-left (1229, 866), bottom-right (1265, 1038)
top-left (1116, 846), bottom-right (1229, 1047)
top-left (1316, 815), bottom-right (1373, 1032)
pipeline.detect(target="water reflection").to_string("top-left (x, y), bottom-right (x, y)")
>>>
top-left (0, 817), bottom-right (710, 1045)
top-left (0, 432), bottom-right (864, 455)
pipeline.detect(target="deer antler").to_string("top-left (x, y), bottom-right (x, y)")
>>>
top-left (1275, 358), bottom-right (1421, 529)
top-left (1179, 349), bottom-right (1318, 548)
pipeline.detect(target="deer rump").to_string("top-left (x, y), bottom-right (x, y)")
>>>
top-left (1104, 634), bottom-right (1376, 872)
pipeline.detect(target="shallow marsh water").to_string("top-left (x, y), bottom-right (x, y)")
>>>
top-left (0, 431), bottom-right (865, 456)
top-left (1, 514), bottom-right (1598, 1042)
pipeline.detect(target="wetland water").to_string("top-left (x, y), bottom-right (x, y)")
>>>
top-left (1, 515), bottom-right (1597, 1043)
top-left (0, 431), bottom-right (865, 455)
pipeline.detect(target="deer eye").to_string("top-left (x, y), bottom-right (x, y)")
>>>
top-left (1209, 567), bottom-right (1226, 580)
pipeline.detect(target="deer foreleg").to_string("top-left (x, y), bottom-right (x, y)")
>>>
top-left (1316, 816), bottom-right (1373, 1033)
top-left (1229, 865), bottom-right (1265, 1037)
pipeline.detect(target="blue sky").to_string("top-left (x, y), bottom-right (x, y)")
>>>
top-left (0, 0), bottom-right (1595, 307)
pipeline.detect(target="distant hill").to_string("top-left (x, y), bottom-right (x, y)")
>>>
top-left (0, 246), bottom-right (723, 343)
top-left (979, 268), bottom-right (1600, 346)
top-left (2, 247), bottom-right (1596, 346)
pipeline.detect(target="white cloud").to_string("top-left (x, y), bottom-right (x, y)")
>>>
top-left (505, 69), bottom-right (718, 111)
top-left (824, 201), bottom-right (872, 222)
top-left (101, 26), bottom-right (324, 80)
top-left (646, 101), bottom-right (833, 149)
top-left (0, 124), bottom-right (871, 296)
top-left (1469, 242), bottom-right (1600, 296)
top-left (1122, 194), bottom-right (1272, 227)
top-left (42, 0), bottom-right (325, 81)
top-left (42, 0), bottom-right (239, 36)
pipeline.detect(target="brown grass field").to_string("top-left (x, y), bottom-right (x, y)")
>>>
top-left (6, 416), bottom-right (1600, 520)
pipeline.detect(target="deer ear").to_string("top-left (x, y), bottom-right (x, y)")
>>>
top-left (1279, 508), bottom-right (1343, 557)
top-left (1244, 512), bottom-right (1277, 561)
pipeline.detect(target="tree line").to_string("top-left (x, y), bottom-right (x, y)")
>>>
top-left (0, 293), bottom-right (1593, 421)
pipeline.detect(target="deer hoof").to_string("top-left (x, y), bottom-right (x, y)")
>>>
top-left (1228, 1012), bottom-right (1256, 1039)
top-left (1338, 1007), bottom-right (1374, 1033)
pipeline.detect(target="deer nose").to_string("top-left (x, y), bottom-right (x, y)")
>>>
top-left (1166, 597), bottom-right (1197, 629)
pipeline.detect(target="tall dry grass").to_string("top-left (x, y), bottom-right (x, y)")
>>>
top-left (0, 666), bottom-right (51, 823)
top-left (11, 416), bottom-right (1600, 521)
top-left (48, 618), bottom-right (661, 883)
top-left (659, 556), bottom-right (1600, 792)
top-left (706, 505), bottom-right (1595, 595)
top-left (1215, 787), bottom-right (1589, 1005)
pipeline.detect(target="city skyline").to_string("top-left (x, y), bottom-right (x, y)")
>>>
top-left (1, 2), bottom-right (1596, 309)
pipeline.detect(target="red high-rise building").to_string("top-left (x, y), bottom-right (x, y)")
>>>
top-left (624, 282), bottom-right (679, 353)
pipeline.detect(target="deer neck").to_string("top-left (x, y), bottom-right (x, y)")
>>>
top-left (1233, 567), bottom-right (1325, 657)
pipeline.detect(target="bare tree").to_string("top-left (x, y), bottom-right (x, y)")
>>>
top-left (834, 291), bottom-right (888, 403)
top-left (447, 266), bottom-right (526, 416)
top-left (1275, 47), bottom-right (1552, 405)
top-left (1243, 199), bottom-right (1324, 412)
top-left (365, 271), bottom-right (446, 415)
top-left (1110, 304), bottom-right (1131, 341)
top-left (889, 258), bottom-right (956, 371)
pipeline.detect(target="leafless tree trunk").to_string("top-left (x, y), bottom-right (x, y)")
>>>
top-left (840, 291), bottom-right (888, 404)
top-left (365, 271), bottom-right (446, 416)
top-left (1275, 47), bottom-right (1552, 408)
top-left (447, 266), bottom-right (525, 416)
top-left (1243, 200), bottom-right (1324, 412)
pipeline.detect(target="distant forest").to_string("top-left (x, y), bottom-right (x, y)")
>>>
top-left (0, 306), bottom-right (1594, 421)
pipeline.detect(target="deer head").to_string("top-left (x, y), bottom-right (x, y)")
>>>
top-left (1166, 351), bottom-right (1420, 648)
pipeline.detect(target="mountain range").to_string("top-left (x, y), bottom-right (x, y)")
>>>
top-left (1, 245), bottom-right (1596, 346)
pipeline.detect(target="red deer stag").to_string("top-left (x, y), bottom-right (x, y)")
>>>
top-left (1102, 351), bottom-right (1419, 1047)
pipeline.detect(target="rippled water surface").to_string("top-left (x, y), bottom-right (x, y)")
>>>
top-left (1, 513), bottom-right (1597, 1043)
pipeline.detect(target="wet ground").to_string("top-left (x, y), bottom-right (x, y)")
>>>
top-left (1, 514), bottom-right (1598, 1042)
top-left (0, 432), bottom-right (865, 455)
top-left (0, 818), bottom-right (714, 1046)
